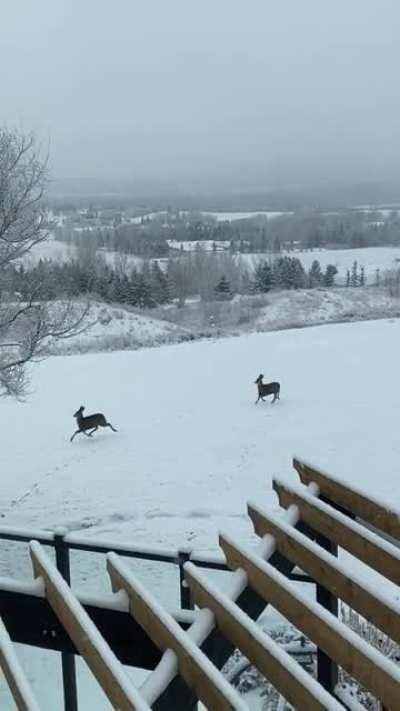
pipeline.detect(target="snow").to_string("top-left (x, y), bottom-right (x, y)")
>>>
top-left (22, 236), bottom-right (75, 265)
top-left (30, 541), bottom-right (151, 710)
top-left (107, 552), bottom-right (248, 708)
top-left (245, 246), bottom-right (400, 283)
top-left (130, 210), bottom-right (291, 223)
top-left (44, 301), bottom-right (189, 356)
top-left (219, 533), bottom-right (400, 684)
top-left (294, 454), bottom-right (400, 521)
top-left (254, 287), bottom-right (400, 333)
top-left (273, 479), bottom-right (400, 565)
top-left (334, 684), bottom-right (368, 711)
top-left (248, 504), bottom-right (400, 615)
top-left (0, 618), bottom-right (41, 711)
top-left (0, 576), bottom-right (44, 597)
top-left (184, 562), bottom-right (345, 710)
top-left (201, 211), bottom-right (292, 222)
top-left (0, 319), bottom-right (400, 706)
top-left (65, 531), bottom-right (179, 561)
top-left (167, 239), bottom-right (231, 251)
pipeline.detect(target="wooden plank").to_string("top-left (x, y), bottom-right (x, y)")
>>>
top-left (273, 479), bottom-right (400, 586)
top-left (184, 562), bottom-right (345, 711)
top-left (107, 553), bottom-right (246, 711)
top-left (293, 457), bottom-right (400, 540)
top-left (248, 503), bottom-right (400, 644)
top-left (0, 617), bottom-right (41, 711)
top-left (29, 542), bottom-right (150, 711)
top-left (220, 533), bottom-right (400, 710)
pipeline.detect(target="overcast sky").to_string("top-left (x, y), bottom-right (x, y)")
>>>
top-left (1, 1), bottom-right (400, 190)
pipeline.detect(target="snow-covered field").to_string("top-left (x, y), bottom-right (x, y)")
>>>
top-left (0, 318), bottom-right (400, 707)
top-left (245, 246), bottom-right (400, 283)
top-left (201, 211), bottom-right (291, 222)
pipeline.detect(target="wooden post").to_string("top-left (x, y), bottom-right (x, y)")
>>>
top-left (314, 531), bottom-right (338, 694)
top-left (178, 549), bottom-right (193, 610)
top-left (54, 530), bottom-right (78, 711)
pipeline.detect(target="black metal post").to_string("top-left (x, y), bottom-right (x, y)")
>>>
top-left (178, 549), bottom-right (193, 610)
top-left (54, 530), bottom-right (78, 711)
top-left (314, 530), bottom-right (338, 694)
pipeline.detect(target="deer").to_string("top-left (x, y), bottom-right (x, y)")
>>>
top-left (70, 406), bottom-right (117, 442)
top-left (254, 374), bottom-right (280, 404)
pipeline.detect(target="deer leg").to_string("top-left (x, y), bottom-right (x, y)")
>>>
top-left (87, 427), bottom-right (98, 436)
top-left (106, 422), bottom-right (117, 432)
top-left (70, 429), bottom-right (81, 442)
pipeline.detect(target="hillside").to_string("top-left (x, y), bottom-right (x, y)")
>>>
top-left (0, 319), bottom-right (399, 708)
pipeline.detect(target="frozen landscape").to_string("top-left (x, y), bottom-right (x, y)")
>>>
top-left (3, 2), bottom-right (400, 706)
top-left (0, 317), bottom-right (399, 708)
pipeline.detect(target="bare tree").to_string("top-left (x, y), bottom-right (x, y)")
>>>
top-left (0, 127), bottom-right (89, 397)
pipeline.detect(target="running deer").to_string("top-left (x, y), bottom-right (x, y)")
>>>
top-left (70, 406), bottom-right (117, 442)
top-left (254, 374), bottom-right (280, 404)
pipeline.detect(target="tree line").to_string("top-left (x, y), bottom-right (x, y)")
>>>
top-left (5, 253), bottom-right (345, 310)
top-left (54, 206), bottom-right (400, 259)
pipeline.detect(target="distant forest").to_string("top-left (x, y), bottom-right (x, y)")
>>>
top-left (52, 208), bottom-right (400, 259)
top-left (6, 251), bottom-right (376, 310)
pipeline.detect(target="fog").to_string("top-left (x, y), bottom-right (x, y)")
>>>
top-left (2, 0), bottom-right (400, 191)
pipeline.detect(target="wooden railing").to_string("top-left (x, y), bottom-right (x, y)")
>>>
top-left (0, 457), bottom-right (399, 710)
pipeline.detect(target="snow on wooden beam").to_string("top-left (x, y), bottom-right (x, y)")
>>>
top-left (248, 503), bottom-right (400, 644)
top-left (184, 562), bottom-right (345, 711)
top-left (149, 483), bottom-right (320, 707)
top-left (107, 552), bottom-right (247, 711)
top-left (293, 457), bottom-right (400, 539)
top-left (0, 617), bottom-right (41, 711)
top-left (29, 542), bottom-right (150, 711)
top-left (220, 532), bottom-right (400, 710)
top-left (273, 479), bottom-right (400, 586)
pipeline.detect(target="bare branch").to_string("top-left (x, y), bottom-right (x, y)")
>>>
top-left (0, 127), bottom-right (91, 398)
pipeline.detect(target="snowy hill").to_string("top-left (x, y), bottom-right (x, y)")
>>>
top-left (44, 301), bottom-right (191, 355)
top-left (0, 319), bottom-right (400, 708)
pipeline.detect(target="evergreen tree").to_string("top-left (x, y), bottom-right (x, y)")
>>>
top-left (254, 260), bottom-right (273, 292)
top-left (272, 236), bottom-right (281, 253)
top-left (273, 256), bottom-right (306, 289)
top-left (151, 261), bottom-right (171, 304)
top-left (375, 268), bottom-right (381, 287)
top-left (126, 268), bottom-right (139, 306)
top-left (323, 264), bottom-right (338, 287)
top-left (260, 228), bottom-right (268, 252)
top-left (214, 275), bottom-right (233, 300)
top-left (359, 265), bottom-right (366, 286)
top-left (350, 260), bottom-right (359, 287)
top-left (135, 272), bottom-right (156, 308)
top-left (346, 269), bottom-right (350, 287)
top-left (308, 259), bottom-right (323, 288)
